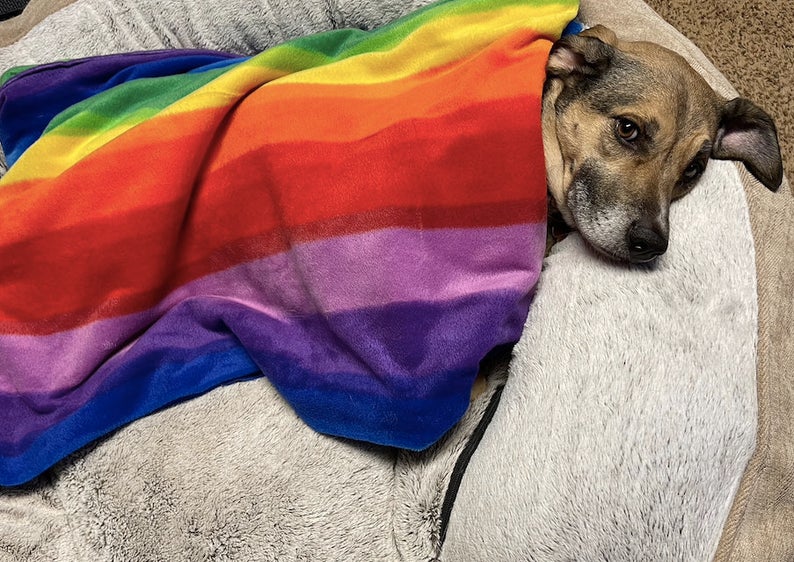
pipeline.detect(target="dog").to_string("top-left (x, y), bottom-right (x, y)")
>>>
top-left (471, 25), bottom-right (784, 400)
top-left (541, 25), bottom-right (783, 264)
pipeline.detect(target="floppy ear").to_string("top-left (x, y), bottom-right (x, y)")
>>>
top-left (546, 25), bottom-right (616, 82)
top-left (712, 97), bottom-right (783, 191)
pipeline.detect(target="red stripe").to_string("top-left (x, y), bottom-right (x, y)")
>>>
top-left (0, 197), bottom-right (544, 335)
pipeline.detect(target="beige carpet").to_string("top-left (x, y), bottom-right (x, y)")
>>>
top-left (644, 0), bottom-right (792, 182)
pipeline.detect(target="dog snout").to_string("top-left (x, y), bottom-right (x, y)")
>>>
top-left (627, 220), bottom-right (668, 263)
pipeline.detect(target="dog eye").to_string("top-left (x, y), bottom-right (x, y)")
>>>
top-left (615, 118), bottom-right (640, 142)
top-left (683, 160), bottom-right (705, 181)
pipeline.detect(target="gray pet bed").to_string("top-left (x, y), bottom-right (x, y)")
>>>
top-left (1, 0), bottom-right (792, 561)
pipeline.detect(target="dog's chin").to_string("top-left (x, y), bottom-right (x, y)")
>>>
top-left (564, 208), bottom-right (633, 264)
top-left (577, 229), bottom-right (664, 266)
top-left (578, 231), bottom-right (632, 264)
top-left (569, 215), bottom-right (663, 266)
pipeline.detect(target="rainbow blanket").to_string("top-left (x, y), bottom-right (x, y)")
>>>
top-left (0, 0), bottom-right (577, 486)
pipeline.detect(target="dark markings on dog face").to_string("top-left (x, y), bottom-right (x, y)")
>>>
top-left (554, 50), bottom-right (646, 117)
top-left (566, 157), bottom-right (667, 262)
top-left (570, 158), bottom-right (662, 221)
top-left (570, 158), bottom-right (611, 209)
top-left (673, 140), bottom-right (712, 199)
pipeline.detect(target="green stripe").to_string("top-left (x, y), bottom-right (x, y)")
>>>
top-left (285, 0), bottom-right (573, 61)
top-left (0, 64), bottom-right (37, 86)
top-left (46, 0), bottom-right (578, 136)
top-left (46, 66), bottom-right (231, 135)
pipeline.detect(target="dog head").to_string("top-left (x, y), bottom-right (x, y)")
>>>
top-left (542, 25), bottom-right (783, 263)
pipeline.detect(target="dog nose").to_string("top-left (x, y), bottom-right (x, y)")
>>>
top-left (627, 221), bottom-right (668, 263)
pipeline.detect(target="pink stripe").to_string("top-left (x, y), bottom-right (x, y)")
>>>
top-left (0, 222), bottom-right (544, 393)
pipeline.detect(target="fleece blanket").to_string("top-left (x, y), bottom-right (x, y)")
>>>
top-left (0, 0), bottom-right (577, 486)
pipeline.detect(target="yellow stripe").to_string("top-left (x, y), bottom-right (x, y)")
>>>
top-left (2, 66), bottom-right (286, 183)
top-left (277, 3), bottom-right (576, 86)
top-left (2, 2), bottom-right (575, 184)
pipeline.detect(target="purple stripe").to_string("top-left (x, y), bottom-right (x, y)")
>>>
top-left (0, 50), bottom-right (242, 167)
top-left (0, 286), bottom-right (533, 450)
top-left (0, 222), bottom-right (545, 393)
top-left (2, 49), bottom-right (238, 95)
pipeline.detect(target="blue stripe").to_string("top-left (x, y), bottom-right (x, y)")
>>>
top-left (0, 345), bottom-right (258, 486)
top-left (0, 348), bottom-right (473, 486)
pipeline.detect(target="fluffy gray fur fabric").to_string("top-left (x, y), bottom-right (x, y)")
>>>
top-left (0, 0), bottom-right (433, 64)
top-left (0, 0), bottom-right (758, 560)
top-left (442, 161), bottom-right (757, 561)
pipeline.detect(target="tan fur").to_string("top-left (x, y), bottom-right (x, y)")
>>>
top-left (541, 25), bottom-right (782, 263)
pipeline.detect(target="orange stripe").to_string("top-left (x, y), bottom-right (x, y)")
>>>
top-left (206, 34), bottom-right (552, 171)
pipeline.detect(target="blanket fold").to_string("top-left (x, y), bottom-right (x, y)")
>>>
top-left (0, 0), bottom-right (577, 486)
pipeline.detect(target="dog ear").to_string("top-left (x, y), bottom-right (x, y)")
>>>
top-left (712, 97), bottom-right (783, 191)
top-left (546, 26), bottom-right (615, 81)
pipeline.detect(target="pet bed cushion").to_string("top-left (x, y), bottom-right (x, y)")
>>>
top-left (443, 3), bottom-right (794, 560)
